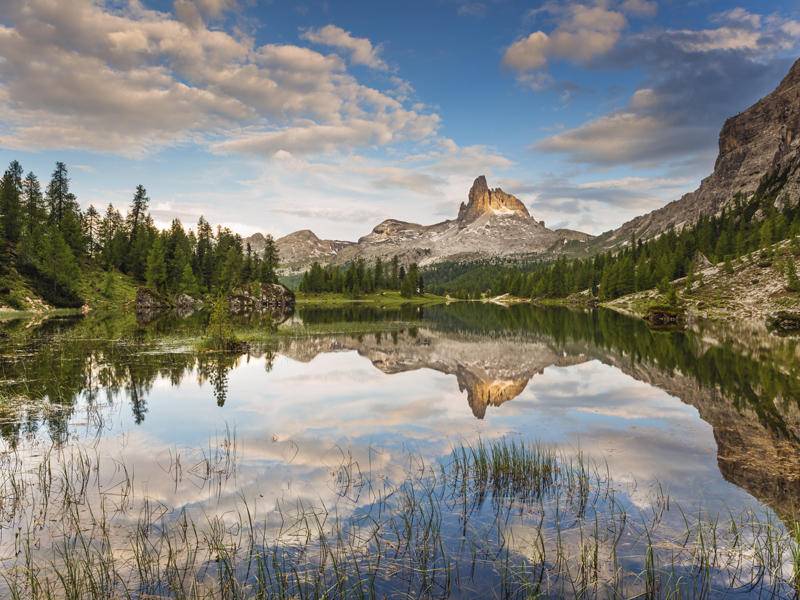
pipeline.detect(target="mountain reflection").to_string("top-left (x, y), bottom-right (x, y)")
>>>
top-left (1, 303), bottom-right (799, 522)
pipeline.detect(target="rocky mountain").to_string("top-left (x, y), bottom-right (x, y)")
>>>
top-left (245, 230), bottom-right (354, 274)
top-left (600, 57), bottom-right (800, 248)
top-left (248, 176), bottom-right (593, 273)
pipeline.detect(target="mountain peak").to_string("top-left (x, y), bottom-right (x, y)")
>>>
top-left (282, 229), bottom-right (320, 242)
top-left (458, 176), bottom-right (531, 223)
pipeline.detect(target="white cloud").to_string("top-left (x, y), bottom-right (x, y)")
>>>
top-left (300, 24), bottom-right (388, 70)
top-left (0, 2), bottom-right (432, 157)
top-left (503, 4), bottom-right (627, 73)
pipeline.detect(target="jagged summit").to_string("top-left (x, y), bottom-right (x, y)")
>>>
top-left (457, 175), bottom-right (531, 222)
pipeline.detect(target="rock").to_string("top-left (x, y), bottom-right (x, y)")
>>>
top-left (457, 175), bottom-right (531, 223)
top-left (135, 287), bottom-right (170, 313)
top-left (135, 287), bottom-right (172, 323)
top-left (228, 283), bottom-right (295, 320)
top-left (695, 252), bottom-right (713, 270)
top-left (175, 293), bottom-right (203, 316)
top-left (245, 230), bottom-right (354, 275)
top-left (644, 305), bottom-right (685, 328)
top-left (767, 311), bottom-right (800, 334)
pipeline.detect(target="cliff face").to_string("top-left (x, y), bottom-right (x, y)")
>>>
top-left (604, 58), bottom-right (800, 246)
top-left (457, 175), bottom-right (531, 223)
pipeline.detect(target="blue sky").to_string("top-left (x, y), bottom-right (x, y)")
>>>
top-left (0, 0), bottom-right (798, 239)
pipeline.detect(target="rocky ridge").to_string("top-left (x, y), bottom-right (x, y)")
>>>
top-left (601, 57), bottom-right (800, 248)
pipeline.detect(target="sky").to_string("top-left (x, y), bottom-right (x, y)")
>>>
top-left (0, 0), bottom-right (798, 240)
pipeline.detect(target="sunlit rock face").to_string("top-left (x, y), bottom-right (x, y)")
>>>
top-left (604, 58), bottom-right (800, 247)
top-left (457, 175), bottom-right (531, 222)
top-left (454, 369), bottom-right (528, 419)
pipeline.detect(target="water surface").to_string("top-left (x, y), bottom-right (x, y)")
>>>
top-left (1, 304), bottom-right (799, 597)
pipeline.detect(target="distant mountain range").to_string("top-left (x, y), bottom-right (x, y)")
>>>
top-left (247, 175), bottom-right (592, 273)
top-left (248, 57), bottom-right (800, 273)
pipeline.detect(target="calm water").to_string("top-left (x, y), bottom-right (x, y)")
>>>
top-left (1, 303), bottom-right (799, 597)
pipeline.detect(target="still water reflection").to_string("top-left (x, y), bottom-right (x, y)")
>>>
top-left (1, 303), bottom-right (799, 597)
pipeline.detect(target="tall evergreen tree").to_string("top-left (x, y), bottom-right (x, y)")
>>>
top-left (1, 160), bottom-right (24, 244)
top-left (22, 172), bottom-right (45, 236)
top-left (259, 235), bottom-right (279, 284)
top-left (46, 162), bottom-right (70, 225)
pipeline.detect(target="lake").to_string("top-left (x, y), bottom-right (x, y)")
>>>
top-left (1, 303), bottom-right (799, 598)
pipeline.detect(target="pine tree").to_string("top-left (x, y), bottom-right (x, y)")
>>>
top-left (1, 161), bottom-right (23, 244)
top-left (194, 216), bottom-right (214, 291)
top-left (401, 263), bottom-right (420, 297)
top-left (260, 235), bottom-right (279, 284)
top-left (145, 236), bottom-right (168, 293)
top-left (178, 261), bottom-right (200, 296)
top-left (22, 172), bottom-right (45, 236)
top-left (83, 205), bottom-right (100, 257)
top-left (374, 257), bottom-right (384, 290)
top-left (46, 162), bottom-right (70, 225)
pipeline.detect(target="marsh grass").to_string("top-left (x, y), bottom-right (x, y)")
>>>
top-left (0, 432), bottom-right (797, 599)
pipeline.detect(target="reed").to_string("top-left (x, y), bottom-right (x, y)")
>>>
top-left (0, 431), bottom-right (797, 599)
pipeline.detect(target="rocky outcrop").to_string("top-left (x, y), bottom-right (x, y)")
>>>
top-left (135, 287), bottom-right (171, 323)
top-left (457, 175), bottom-right (531, 223)
top-left (603, 58), bottom-right (800, 247)
top-left (228, 283), bottom-right (295, 321)
top-left (175, 293), bottom-right (203, 317)
top-left (767, 310), bottom-right (800, 334)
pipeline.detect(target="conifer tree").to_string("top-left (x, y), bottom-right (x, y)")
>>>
top-left (259, 235), bottom-right (279, 285)
top-left (46, 162), bottom-right (70, 225)
top-left (22, 172), bottom-right (45, 236)
top-left (145, 236), bottom-right (168, 293)
top-left (1, 161), bottom-right (23, 244)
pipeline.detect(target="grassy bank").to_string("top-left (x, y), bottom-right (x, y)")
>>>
top-left (295, 290), bottom-right (447, 307)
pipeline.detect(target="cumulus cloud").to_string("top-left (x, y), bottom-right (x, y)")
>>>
top-left (534, 8), bottom-right (800, 168)
top-left (503, 3), bottom-right (627, 72)
top-left (0, 1), bottom-right (433, 157)
top-left (300, 24), bottom-right (388, 70)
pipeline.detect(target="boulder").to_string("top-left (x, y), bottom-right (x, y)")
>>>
top-left (175, 293), bottom-right (203, 317)
top-left (767, 311), bottom-right (800, 334)
top-left (228, 283), bottom-right (295, 319)
top-left (644, 304), bottom-right (685, 329)
top-left (135, 287), bottom-right (172, 324)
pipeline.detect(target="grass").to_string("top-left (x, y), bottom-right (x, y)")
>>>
top-left (295, 291), bottom-right (447, 307)
top-left (73, 267), bottom-right (138, 313)
top-left (0, 428), bottom-right (796, 599)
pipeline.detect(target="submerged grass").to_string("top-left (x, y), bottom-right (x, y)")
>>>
top-left (0, 431), bottom-right (797, 599)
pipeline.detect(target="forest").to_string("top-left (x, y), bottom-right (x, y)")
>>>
top-left (0, 160), bottom-right (280, 308)
top-left (298, 257), bottom-right (424, 298)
